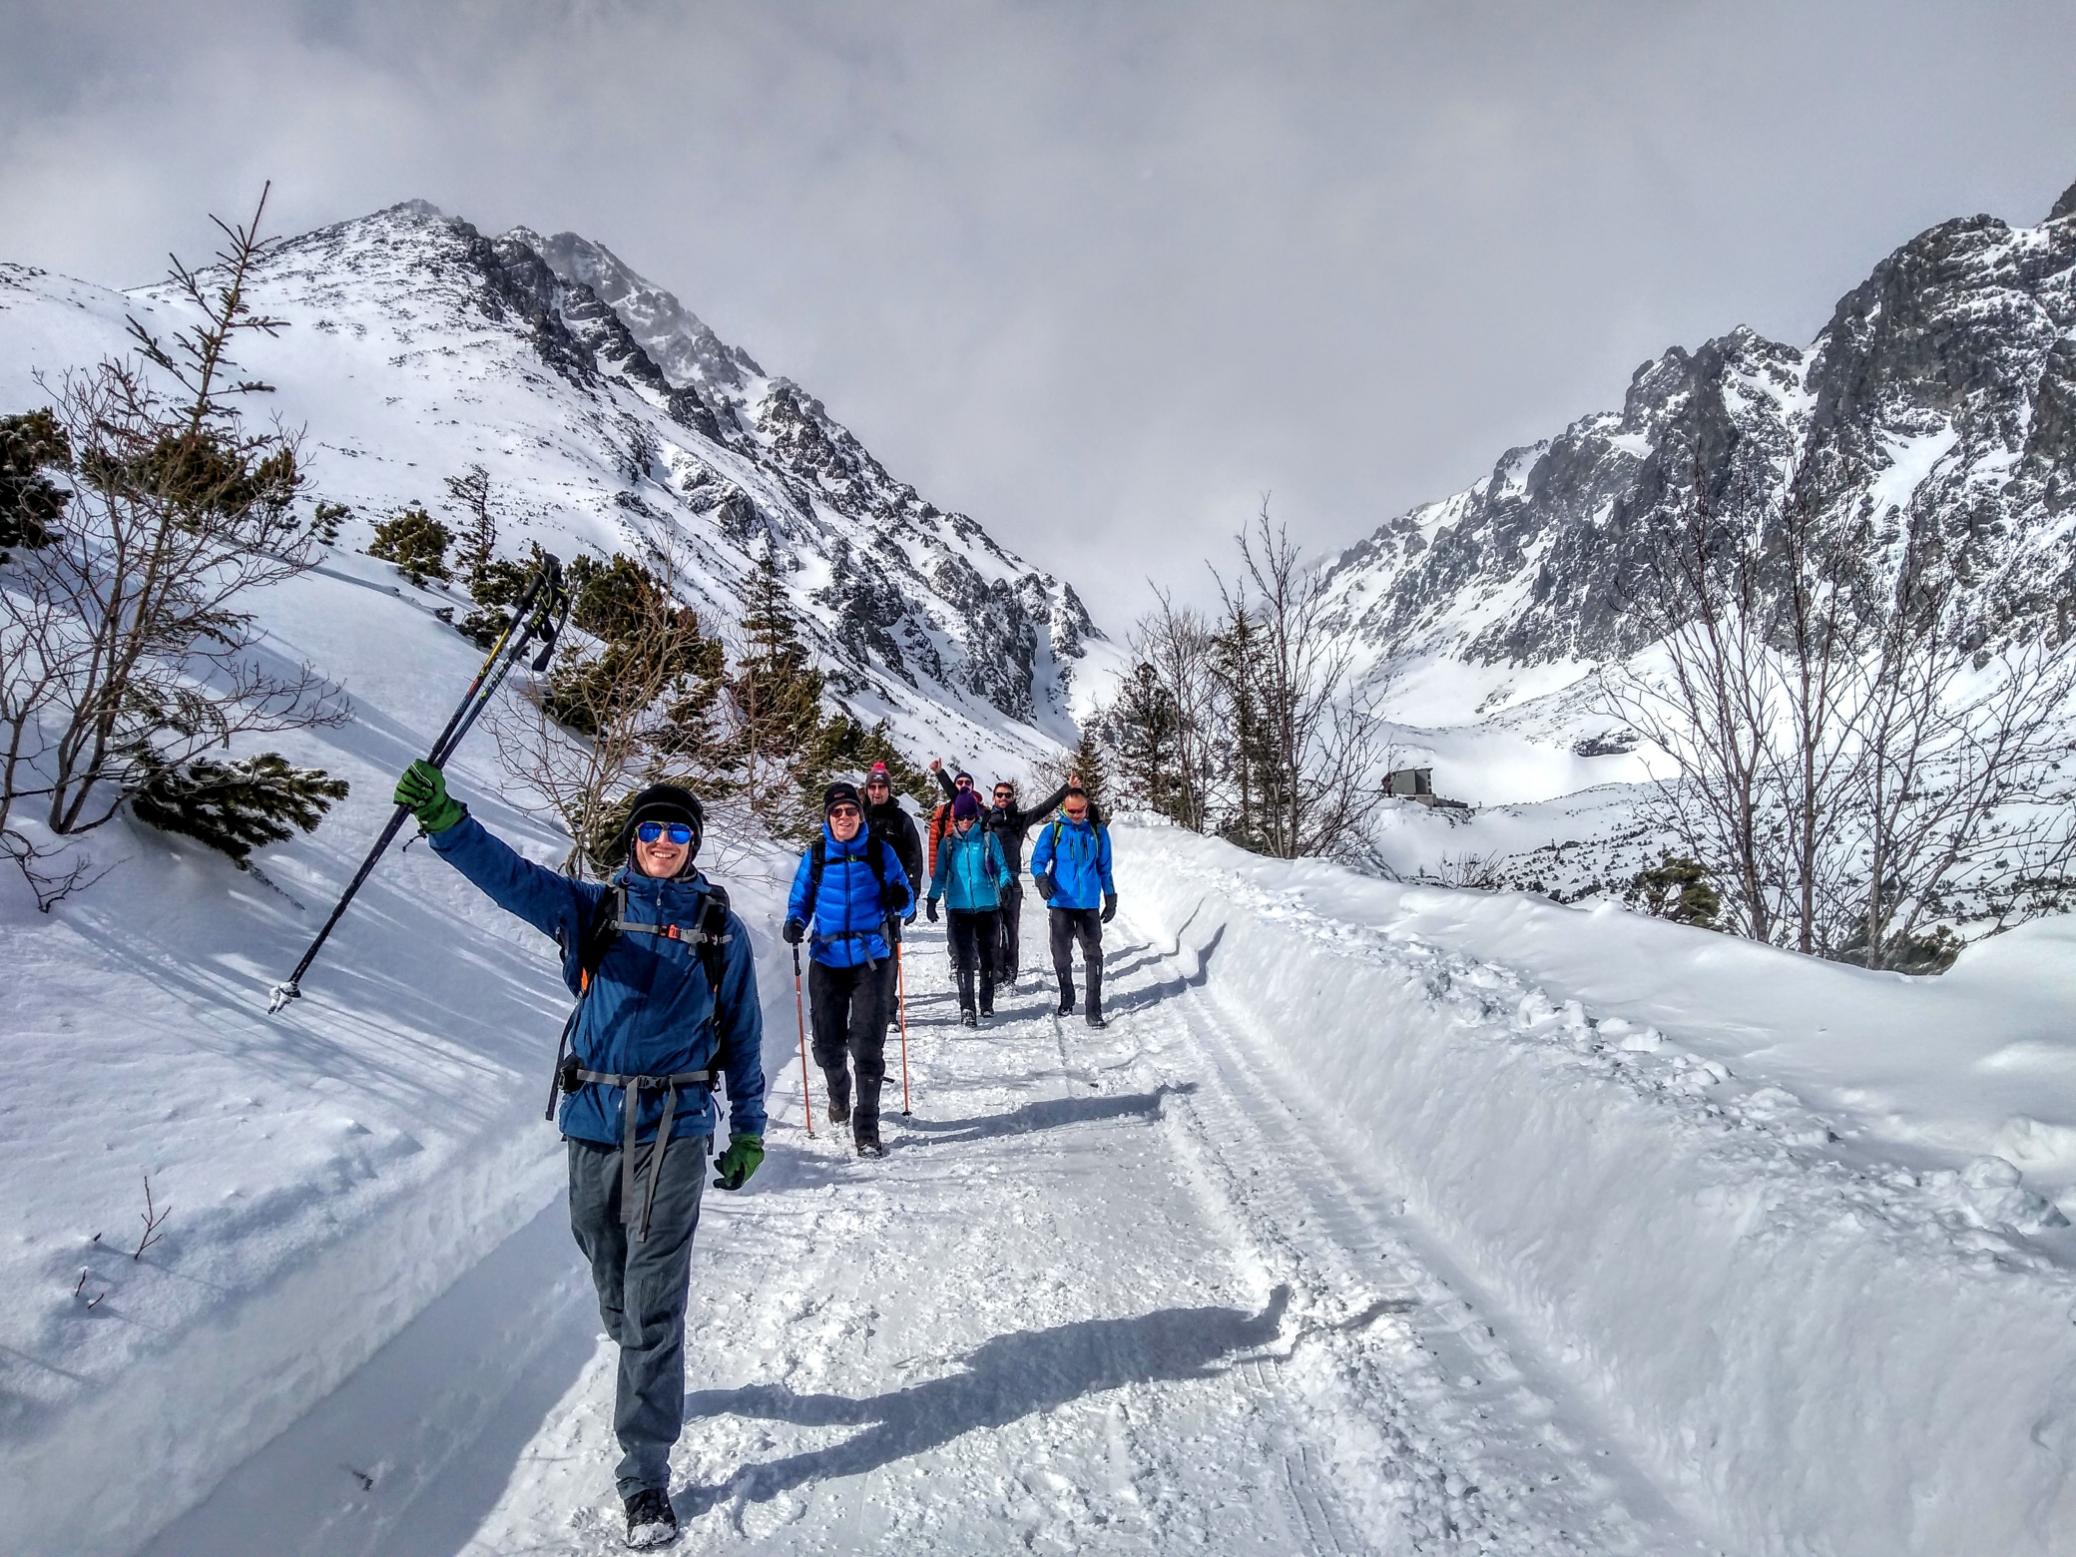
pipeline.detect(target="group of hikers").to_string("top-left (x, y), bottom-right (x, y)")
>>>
top-left (388, 749), bottom-right (1118, 1548)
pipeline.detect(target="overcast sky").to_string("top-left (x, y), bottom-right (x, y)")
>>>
top-left (6, 1), bottom-right (2075, 629)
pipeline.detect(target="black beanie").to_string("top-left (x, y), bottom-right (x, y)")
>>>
top-left (617, 783), bottom-right (703, 862)
top-left (823, 781), bottom-right (863, 817)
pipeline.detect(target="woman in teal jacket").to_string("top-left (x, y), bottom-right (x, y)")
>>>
top-left (927, 790), bottom-right (1013, 1024)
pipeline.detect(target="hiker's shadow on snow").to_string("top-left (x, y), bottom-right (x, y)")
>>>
top-left (1106, 923), bottom-right (1225, 1015)
top-left (901, 1082), bottom-right (1195, 1147)
top-left (1090, 939), bottom-right (1153, 977)
top-left (681, 1284), bottom-right (1291, 1511)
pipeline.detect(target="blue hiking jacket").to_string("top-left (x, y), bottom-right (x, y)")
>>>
top-left (430, 813), bottom-right (767, 1146)
top-left (929, 824), bottom-right (1011, 912)
top-left (1029, 816), bottom-right (1115, 911)
top-left (786, 823), bottom-right (914, 968)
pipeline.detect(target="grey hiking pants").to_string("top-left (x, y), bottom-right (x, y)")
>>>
top-left (568, 1133), bottom-right (709, 1498)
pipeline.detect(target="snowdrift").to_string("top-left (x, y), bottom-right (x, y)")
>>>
top-left (1119, 823), bottom-right (2076, 1557)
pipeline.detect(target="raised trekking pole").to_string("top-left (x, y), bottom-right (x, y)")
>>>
top-left (267, 559), bottom-right (566, 1014)
top-left (896, 938), bottom-right (912, 1116)
top-left (792, 942), bottom-right (815, 1137)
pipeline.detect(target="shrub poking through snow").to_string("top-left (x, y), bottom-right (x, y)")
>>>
top-left (1626, 853), bottom-right (1722, 929)
top-left (367, 505), bottom-right (453, 586)
top-left (127, 750), bottom-right (349, 868)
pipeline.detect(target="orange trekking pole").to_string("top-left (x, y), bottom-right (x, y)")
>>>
top-left (792, 943), bottom-right (814, 1137)
top-left (897, 937), bottom-right (912, 1116)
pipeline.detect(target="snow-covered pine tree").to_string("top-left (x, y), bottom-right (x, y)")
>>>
top-left (0, 407), bottom-right (71, 559)
top-left (442, 464), bottom-right (497, 594)
top-left (1108, 660), bottom-right (1183, 821)
top-left (728, 549), bottom-right (827, 839)
top-left (126, 751), bottom-right (348, 868)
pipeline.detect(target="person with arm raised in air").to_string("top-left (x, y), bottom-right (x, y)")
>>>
top-left (391, 765), bottom-right (764, 1550)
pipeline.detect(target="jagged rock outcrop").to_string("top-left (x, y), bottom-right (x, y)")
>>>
top-left (1322, 183), bottom-right (2076, 675)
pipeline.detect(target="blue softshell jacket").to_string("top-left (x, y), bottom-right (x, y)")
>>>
top-left (429, 813), bottom-right (767, 1146)
top-left (786, 823), bottom-right (914, 969)
top-left (929, 824), bottom-right (1012, 912)
top-left (1029, 816), bottom-right (1116, 911)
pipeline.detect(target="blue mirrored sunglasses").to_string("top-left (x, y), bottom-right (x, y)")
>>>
top-left (635, 821), bottom-right (694, 846)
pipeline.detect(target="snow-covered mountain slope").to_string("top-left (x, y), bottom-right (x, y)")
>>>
top-left (0, 198), bottom-right (1119, 768)
top-left (1320, 177), bottom-right (2076, 736)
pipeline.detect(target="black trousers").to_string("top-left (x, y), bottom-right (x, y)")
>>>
top-left (995, 879), bottom-right (1025, 979)
top-left (1048, 907), bottom-right (1103, 1017)
top-left (809, 959), bottom-right (886, 1121)
top-left (946, 908), bottom-right (999, 1013)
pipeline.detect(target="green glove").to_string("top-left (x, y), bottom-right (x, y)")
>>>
top-left (393, 759), bottom-right (465, 834)
top-left (712, 1133), bottom-right (764, 1191)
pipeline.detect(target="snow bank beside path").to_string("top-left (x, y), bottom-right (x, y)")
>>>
top-left (0, 564), bottom-right (811, 1557)
top-left (1120, 824), bottom-right (2076, 1557)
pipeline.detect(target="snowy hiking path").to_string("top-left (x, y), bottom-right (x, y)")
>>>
top-left (142, 895), bottom-right (1710, 1557)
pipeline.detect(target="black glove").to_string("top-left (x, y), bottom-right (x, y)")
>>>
top-left (881, 882), bottom-right (905, 913)
top-left (1101, 892), bottom-right (1118, 924)
top-left (925, 898), bottom-right (939, 922)
top-left (1034, 874), bottom-right (1056, 903)
top-left (782, 917), bottom-right (805, 945)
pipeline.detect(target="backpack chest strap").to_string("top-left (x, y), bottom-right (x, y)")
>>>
top-left (610, 916), bottom-right (731, 946)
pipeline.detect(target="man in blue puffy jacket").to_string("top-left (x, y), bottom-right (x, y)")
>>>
top-left (926, 789), bottom-right (1014, 1025)
top-left (783, 781), bottom-right (914, 1157)
top-left (1028, 786), bottom-right (1118, 1029)
top-left (392, 764), bottom-right (765, 1551)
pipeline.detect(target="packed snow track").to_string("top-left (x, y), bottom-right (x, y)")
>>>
top-left (139, 890), bottom-right (1708, 1556)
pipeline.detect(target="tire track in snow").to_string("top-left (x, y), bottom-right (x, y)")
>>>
top-left (1105, 903), bottom-right (1715, 1556)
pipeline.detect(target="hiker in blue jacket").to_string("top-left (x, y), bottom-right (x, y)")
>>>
top-left (783, 781), bottom-right (914, 1157)
top-left (926, 789), bottom-right (1015, 1025)
top-left (1029, 786), bottom-right (1118, 1029)
top-left (392, 766), bottom-right (764, 1550)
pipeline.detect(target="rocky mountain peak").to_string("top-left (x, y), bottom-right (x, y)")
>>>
top-left (1321, 187), bottom-right (2076, 681)
top-left (2050, 179), bottom-right (2076, 224)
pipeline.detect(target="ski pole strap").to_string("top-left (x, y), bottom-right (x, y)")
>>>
top-left (563, 1066), bottom-right (715, 1241)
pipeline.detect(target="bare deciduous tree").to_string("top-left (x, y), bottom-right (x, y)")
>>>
top-left (1602, 471), bottom-right (2076, 970)
top-left (0, 187), bottom-right (343, 904)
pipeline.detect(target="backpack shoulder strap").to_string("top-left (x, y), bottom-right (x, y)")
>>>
top-left (803, 836), bottom-right (828, 920)
top-left (695, 884), bottom-right (731, 1000)
top-left (576, 882), bottom-right (626, 990)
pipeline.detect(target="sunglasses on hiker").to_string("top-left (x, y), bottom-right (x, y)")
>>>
top-left (955, 776), bottom-right (974, 789)
top-left (993, 788), bottom-right (1014, 801)
top-left (635, 821), bottom-right (695, 846)
top-left (864, 777), bottom-right (890, 790)
top-left (828, 804), bottom-right (862, 820)
top-left (1062, 805), bottom-right (1088, 820)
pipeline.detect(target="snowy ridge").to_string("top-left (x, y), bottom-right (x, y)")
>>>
top-left (0, 198), bottom-right (1118, 773)
top-left (1317, 185), bottom-right (2076, 734)
top-left (1123, 826), bottom-right (2076, 1557)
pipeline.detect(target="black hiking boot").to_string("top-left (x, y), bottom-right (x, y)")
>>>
top-left (1086, 1011), bottom-right (1107, 1030)
top-left (979, 1001), bottom-right (994, 1019)
top-left (854, 1109), bottom-right (885, 1157)
top-left (624, 1487), bottom-right (678, 1549)
top-left (959, 1008), bottom-right (978, 1028)
top-left (823, 1068), bottom-right (851, 1133)
top-left (1056, 981), bottom-right (1075, 1017)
